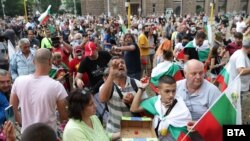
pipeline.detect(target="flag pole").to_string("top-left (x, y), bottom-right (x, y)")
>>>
top-left (24, 0), bottom-right (28, 22)
top-left (181, 74), bottom-right (242, 141)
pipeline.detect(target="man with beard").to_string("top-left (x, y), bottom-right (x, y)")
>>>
top-left (99, 57), bottom-right (148, 133)
top-left (138, 25), bottom-right (151, 76)
top-left (227, 39), bottom-right (250, 124)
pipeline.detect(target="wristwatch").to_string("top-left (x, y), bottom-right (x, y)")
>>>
top-left (138, 87), bottom-right (146, 92)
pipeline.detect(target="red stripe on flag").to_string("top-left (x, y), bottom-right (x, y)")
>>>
top-left (194, 111), bottom-right (222, 141)
top-left (41, 15), bottom-right (50, 25)
top-left (149, 83), bottom-right (159, 94)
top-left (215, 74), bottom-right (227, 91)
top-left (173, 70), bottom-right (184, 81)
top-left (177, 132), bottom-right (192, 141)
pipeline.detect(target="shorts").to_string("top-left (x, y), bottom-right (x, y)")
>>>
top-left (241, 91), bottom-right (250, 124)
top-left (140, 55), bottom-right (151, 70)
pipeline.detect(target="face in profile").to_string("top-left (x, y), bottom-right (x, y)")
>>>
top-left (158, 83), bottom-right (176, 107)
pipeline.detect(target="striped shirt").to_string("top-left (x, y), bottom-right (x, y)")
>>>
top-left (104, 77), bottom-right (148, 133)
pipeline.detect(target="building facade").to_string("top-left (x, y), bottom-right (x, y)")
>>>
top-left (80, 0), bottom-right (250, 17)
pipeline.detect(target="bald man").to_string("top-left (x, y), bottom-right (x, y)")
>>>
top-left (10, 48), bottom-right (68, 133)
top-left (176, 59), bottom-right (221, 121)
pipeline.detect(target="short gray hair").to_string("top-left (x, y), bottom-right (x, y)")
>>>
top-left (18, 38), bottom-right (30, 47)
top-left (0, 69), bottom-right (9, 76)
top-left (183, 59), bottom-right (204, 73)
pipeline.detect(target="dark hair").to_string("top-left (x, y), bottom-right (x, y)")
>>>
top-left (234, 32), bottom-right (243, 39)
top-left (195, 31), bottom-right (207, 39)
top-left (163, 50), bottom-right (173, 60)
top-left (21, 123), bottom-right (57, 141)
top-left (210, 44), bottom-right (220, 58)
top-left (124, 33), bottom-right (136, 44)
top-left (158, 75), bottom-right (176, 86)
top-left (142, 25), bottom-right (148, 31)
top-left (182, 34), bottom-right (190, 41)
top-left (68, 88), bottom-right (92, 120)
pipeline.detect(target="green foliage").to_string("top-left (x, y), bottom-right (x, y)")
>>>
top-left (40, 0), bottom-right (61, 13)
top-left (63, 0), bottom-right (81, 15)
top-left (196, 5), bottom-right (204, 14)
top-left (0, 0), bottom-right (61, 18)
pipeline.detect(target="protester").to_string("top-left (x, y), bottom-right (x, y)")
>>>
top-left (10, 38), bottom-right (36, 81)
top-left (63, 88), bottom-right (120, 141)
top-left (227, 39), bottom-right (250, 124)
top-left (99, 57), bottom-right (148, 133)
top-left (131, 75), bottom-right (191, 141)
top-left (10, 48), bottom-right (68, 133)
top-left (176, 59), bottom-right (220, 121)
top-left (0, 69), bottom-right (10, 125)
top-left (112, 33), bottom-right (141, 80)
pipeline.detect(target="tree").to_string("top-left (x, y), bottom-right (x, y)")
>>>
top-left (0, 0), bottom-right (62, 18)
top-left (39, 0), bottom-right (61, 13)
top-left (63, 0), bottom-right (81, 15)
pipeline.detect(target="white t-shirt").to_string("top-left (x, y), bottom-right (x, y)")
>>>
top-left (236, 21), bottom-right (247, 33)
top-left (228, 49), bottom-right (250, 91)
top-left (11, 74), bottom-right (68, 132)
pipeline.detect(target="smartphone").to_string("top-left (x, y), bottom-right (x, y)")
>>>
top-left (5, 105), bottom-right (15, 123)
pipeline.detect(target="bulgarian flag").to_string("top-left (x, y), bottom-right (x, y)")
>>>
top-left (185, 40), bottom-right (210, 62)
top-left (140, 96), bottom-right (192, 140)
top-left (180, 75), bottom-right (242, 141)
top-left (38, 5), bottom-right (51, 25)
top-left (215, 63), bottom-right (232, 91)
top-left (151, 61), bottom-right (183, 86)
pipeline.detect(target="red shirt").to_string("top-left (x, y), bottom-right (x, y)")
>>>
top-left (69, 58), bottom-right (90, 86)
top-left (52, 46), bottom-right (70, 66)
top-left (226, 42), bottom-right (242, 56)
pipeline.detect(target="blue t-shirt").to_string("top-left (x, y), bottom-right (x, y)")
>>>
top-left (104, 34), bottom-right (116, 51)
top-left (0, 92), bottom-right (9, 125)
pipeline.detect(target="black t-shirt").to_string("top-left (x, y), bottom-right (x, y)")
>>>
top-left (184, 47), bottom-right (199, 61)
top-left (124, 43), bottom-right (141, 74)
top-left (78, 51), bottom-right (111, 89)
top-left (62, 29), bottom-right (70, 43)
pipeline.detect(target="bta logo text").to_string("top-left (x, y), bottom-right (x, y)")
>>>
top-left (227, 129), bottom-right (246, 136)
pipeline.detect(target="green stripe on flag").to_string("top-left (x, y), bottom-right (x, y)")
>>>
top-left (151, 64), bottom-right (180, 86)
top-left (210, 94), bottom-right (237, 125)
top-left (168, 125), bottom-right (188, 140)
top-left (198, 48), bottom-right (210, 62)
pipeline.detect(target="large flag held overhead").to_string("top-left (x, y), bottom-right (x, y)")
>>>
top-left (38, 5), bottom-right (51, 25)
top-left (180, 75), bottom-right (242, 141)
top-left (151, 61), bottom-right (183, 86)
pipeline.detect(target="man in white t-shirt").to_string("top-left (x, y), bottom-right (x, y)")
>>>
top-left (236, 17), bottom-right (247, 33)
top-left (10, 48), bottom-right (68, 133)
top-left (228, 39), bottom-right (250, 124)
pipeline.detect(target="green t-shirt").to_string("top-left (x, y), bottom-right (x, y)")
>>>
top-left (63, 115), bottom-right (111, 141)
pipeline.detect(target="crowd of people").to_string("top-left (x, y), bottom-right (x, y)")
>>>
top-left (0, 11), bottom-right (249, 141)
